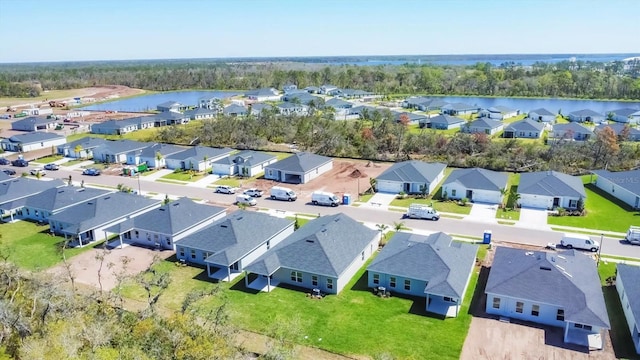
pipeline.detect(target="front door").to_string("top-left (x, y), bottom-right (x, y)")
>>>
top-left (553, 197), bottom-right (560, 207)
top-left (466, 190), bottom-right (473, 200)
top-left (404, 183), bottom-right (411, 193)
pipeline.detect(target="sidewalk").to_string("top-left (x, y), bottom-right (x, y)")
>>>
top-left (186, 174), bottom-right (219, 188)
top-left (63, 160), bottom-right (95, 170)
top-left (139, 169), bottom-right (173, 181)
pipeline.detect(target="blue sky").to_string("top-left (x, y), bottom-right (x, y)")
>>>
top-left (0, 0), bottom-right (638, 63)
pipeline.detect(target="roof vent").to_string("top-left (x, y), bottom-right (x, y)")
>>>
top-left (539, 266), bottom-right (552, 271)
top-left (306, 239), bottom-right (315, 243)
top-left (58, 190), bottom-right (64, 194)
top-left (525, 251), bottom-right (534, 256)
top-left (321, 229), bottom-right (327, 233)
top-left (87, 202), bottom-right (93, 205)
top-left (237, 216), bottom-right (243, 220)
top-left (104, 196), bottom-right (111, 200)
top-left (220, 225), bottom-right (228, 228)
top-left (159, 208), bottom-right (166, 211)
top-left (172, 202), bottom-right (180, 206)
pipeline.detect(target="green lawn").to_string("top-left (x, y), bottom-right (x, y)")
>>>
top-left (391, 197), bottom-right (472, 215)
top-left (266, 152), bottom-right (294, 161)
top-left (214, 177), bottom-right (241, 187)
top-left (358, 193), bottom-right (374, 203)
top-left (62, 158), bottom-right (89, 166)
top-left (0, 220), bottom-right (100, 270)
top-left (161, 170), bottom-right (207, 182)
top-left (32, 155), bottom-right (63, 164)
top-left (496, 208), bottom-right (520, 221)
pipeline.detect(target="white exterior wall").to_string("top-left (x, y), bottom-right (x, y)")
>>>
top-left (530, 112), bottom-right (556, 123)
top-left (469, 125), bottom-right (503, 135)
top-left (21, 138), bottom-right (66, 152)
top-left (303, 161), bottom-right (333, 184)
top-left (212, 163), bottom-right (235, 176)
top-left (594, 176), bottom-right (639, 209)
top-left (237, 225), bottom-right (294, 269)
top-left (376, 180), bottom-right (403, 194)
top-left (519, 194), bottom-right (553, 209)
top-left (486, 293), bottom-right (566, 328)
top-left (335, 236), bottom-right (379, 293)
top-left (617, 271), bottom-right (640, 354)
top-left (443, 183), bottom-right (501, 203)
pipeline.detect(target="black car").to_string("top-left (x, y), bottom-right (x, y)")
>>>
top-left (0, 158), bottom-right (9, 165)
top-left (2, 169), bottom-right (16, 175)
top-left (82, 168), bottom-right (101, 176)
top-left (11, 159), bottom-right (29, 167)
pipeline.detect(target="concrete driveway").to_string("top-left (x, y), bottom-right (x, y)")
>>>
top-left (465, 203), bottom-right (498, 223)
top-left (365, 192), bottom-right (397, 208)
top-left (517, 207), bottom-right (550, 229)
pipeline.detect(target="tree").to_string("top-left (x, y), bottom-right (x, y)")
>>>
top-left (591, 126), bottom-right (620, 168)
top-left (419, 183), bottom-right (429, 199)
top-left (163, 194), bottom-right (170, 205)
top-left (392, 221), bottom-right (407, 232)
top-left (155, 151), bottom-right (164, 168)
top-left (74, 144), bottom-right (83, 159)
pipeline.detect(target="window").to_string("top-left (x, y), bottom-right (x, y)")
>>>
top-left (326, 278), bottom-right (333, 289)
top-left (291, 271), bottom-right (302, 283)
top-left (569, 199), bottom-right (577, 208)
top-left (166, 238), bottom-right (171, 246)
top-left (556, 309), bottom-right (565, 321)
top-left (390, 277), bottom-right (396, 288)
top-left (444, 297), bottom-right (455, 303)
top-left (312, 275), bottom-right (318, 286)
top-left (492, 297), bottom-right (501, 309)
top-left (451, 189), bottom-right (457, 197)
top-left (404, 279), bottom-right (411, 291)
top-left (134, 230), bottom-right (139, 238)
top-left (373, 274), bottom-right (379, 285)
top-left (190, 249), bottom-right (196, 259)
top-left (266, 240), bottom-right (271, 250)
top-left (584, 325), bottom-right (592, 331)
top-left (179, 247), bottom-right (185, 257)
top-left (621, 290), bottom-right (625, 300)
top-left (574, 323), bottom-right (583, 329)
top-left (531, 305), bottom-right (540, 316)
top-left (516, 302), bottom-right (524, 313)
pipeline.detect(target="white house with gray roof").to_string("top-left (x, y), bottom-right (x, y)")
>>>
top-left (462, 118), bottom-right (504, 136)
top-left (442, 168), bottom-right (508, 204)
top-left (0, 132), bottom-right (66, 152)
top-left (47, 192), bottom-right (161, 246)
top-left (616, 263), bottom-right (640, 354)
top-left (610, 108), bottom-right (640, 124)
top-left (480, 106), bottom-right (519, 120)
top-left (595, 123), bottom-right (640, 141)
top-left (568, 109), bottom-right (604, 124)
top-left (177, 211), bottom-right (294, 282)
top-left (57, 137), bottom-right (107, 158)
top-left (276, 102), bottom-right (309, 116)
top-left (529, 108), bottom-right (557, 123)
top-left (223, 104), bottom-right (248, 117)
top-left (245, 88), bottom-right (280, 102)
top-left (91, 116), bottom-right (155, 135)
top-left (184, 107), bottom-right (217, 120)
top-left (212, 150), bottom-right (277, 177)
top-left (552, 123), bottom-right (593, 141)
top-left (0, 178), bottom-right (65, 222)
top-left (244, 213), bottom-right (379, 294)
top-left (376, 160), bottom-right (446, 195)
top-left (422, 114), bottom-right (465, 130)
top-left (127, 143), bottom-right (185, 169)
top-left (106, 198), bottom-right (226, 251)
top-left (367, 232), bottom-right (477, 317)
top-left (264, 152), bottom-right (333, 184)
top-left (11, 116), bottom-right (58, 132)
top-left (156, 101), bottom-right (183, 112)
top-left (441, 103), bottom-right (479, 116)
top-left (503, 118), bottom-right (545, 139)
top-left (518, 171), bottom-right (586, 209)
top-left (92, 140), bottom-right (150, 164)
top-left (591, 169), bottom-right (640, 209)
top-left (165, 146), bottom-right (234, 172)
top-left (486, 247), bottom-right (610, 349)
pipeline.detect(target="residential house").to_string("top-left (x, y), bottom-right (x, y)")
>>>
top-left (350, 105), bottom-right (381, 119)
top-left (463, 118), bottom-right (504, 136)
top-left (552, 123), bottom-right (593, 141)
top-left (394, 111), bottom-right (428, 124)
top-left (503, 119), bottom-right (545, 139)
top-left (320, 84), bottom-right (339, 95)
top-left (441, 103), bottom-right (479, 116)
top-left (367, 232), bottom-right (478, 317)
top-left (282, 92), bottom-right (323, 106)
top-left (92, 140), bottom-right (150, 164)
top-left (518, 171), bottom-right (586, 209)
top-left (529, 108), bottom-right (557, 123)
top-left (11, 116), bottom-right (58, 132)
top-left (276, 102), bottom-right (309, 116)
top-left (422, 114), bottom-right (465, 130)
top-left (155, 111), bottom-right (190, 125)
top-left (595, 123), bottom-right (640, 141)
top-left (177, 211), bottom-right (294, 281)
top-left (156, 101), bottom-right (183, 112)
top-left (223, 104), bottom-right (248, 117)
top-left (338, 89), bottom-right (377, 101)
top-left (486, 247), bottom-right (610, 349)
top-left (245, 88), bottom-right (281, 102)
top-left (376, 160), bottom-right (446, 195)
top-left (480, 106), bottom-right (519, 120)
top-left (0, 132), bottom-right (66, 152)
top-left (57, 137), bottom-right (107, 159)
top-left (264, 152), bottom-right (333, 184)
top-left (212, 150), bottom-right (277, 177)
top-left (304, 86), bottom-right (320, 94)
top-left (198, 96), bottom-right (223, 112)
top-left (616, 264), bottom-right (640, 354)
top-left (244, 213), bottom-right (379, 294)
top-left (0, 178), bottom-right (65, 222)
top-left (250, 103), bottom-right (275, 116)
top-left (47, 192), bottom-right (161, 246)
top-left (128, 143), bottom-right (185, 169)
top-left (591, 169), bottom-right (640, 209)
top-left (568, 109), bottom-right (604, 123)
top-left (442, 168), bottom-right (508, 204)
top-left (165, 146), bottom-right (234, 172)
top-left (184, 107), bottom-right (217, 120)
top-left (106, 198), bottom-right (226, 251)
top-left (91, 116), bottom-right (155, 135)
top-left (404, 97), bottom-right (448, 112)
top-left (324, 98), bottom-right (353, 116)
top-left (610, 108), bottom-right (640, 124)
top-left (282, 83), bottom-right (297, 93)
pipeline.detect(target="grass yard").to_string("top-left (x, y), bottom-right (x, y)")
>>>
top-left (496, 208), bottom-right (520, 221)
top-left (31, 154), bottom-right (64, 164)
top-left (0, 89), bottom-right (90, 108)
top-left (0, 220), bottom-right (100, 270)
top-left (214, 174), bottom-right (264, 188)
top-left (161, 170), bottom-right (208, 182)
top-left (62, 158), bottom-right (90, 166)
top-left (358, 193), bottom-right (374, 203)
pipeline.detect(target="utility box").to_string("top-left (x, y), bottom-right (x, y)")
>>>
top-left (483, 230), bottom-right (492, 244)
top-left (342, 193), bottom-right (352, 205)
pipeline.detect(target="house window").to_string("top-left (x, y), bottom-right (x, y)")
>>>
top-left (612, 186), bottom-right (615, 193)
top-left (166, 238), bottom-right (171, 246)
top-left (135, 230), bottom-right (139, 238)
top-left (584, 325), bottom-right (592, 331)
top-left (390, 277), bottom-right (396, 288)
top-left (312, 275), bottom-right (318, 286)
top-left (266, 240), bottom-right (271, 250)
top-left (532, 305), bottom-right (540, 316)
top-left (569, 200), bottom-right (577, 208)
top-left (373, 274), bottom-right (379, 285)
top-left (190, 249), bottom-right (196, 260)
top-left (556, 309), bottom-right (565, 321)
top-left (443, 297), bottom-right (455, 303)
top-left (404, 279), bottom-right (411, 291)
top-left (519, 131), bottom-right (525, 137)
top-left (179, 247), bottom-right (184, 257)
top-left (326, 278), bottom-right (333, 289)
top-left (451, 189), bottom-right (457, 197)
top-left (516, 302), bottom-right (524, 313)
top-left (290, 271), bottom-right (302, 283)
top-left (492, 297), bottom-right (501, 309)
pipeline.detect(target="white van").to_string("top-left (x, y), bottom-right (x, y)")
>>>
top-left (236, 194), bottom-right (257, 206)
top-left (311, 191), bottom-right (340, 207)
top-left (560, 233), bottom-right (600, 252)
top-left (405, 204), bottom-right (440, 220)
top-left (270, 186), bottom-right (297, 201)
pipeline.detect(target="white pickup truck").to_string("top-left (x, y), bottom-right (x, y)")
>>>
top-left (626, 226), bottom-right (640, 245)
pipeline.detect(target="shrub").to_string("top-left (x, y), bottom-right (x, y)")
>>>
top-left (459, 197), bottom-right (469, 206)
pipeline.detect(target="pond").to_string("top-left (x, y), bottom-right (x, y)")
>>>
top-left (80, 90), bottom-right (239, 112)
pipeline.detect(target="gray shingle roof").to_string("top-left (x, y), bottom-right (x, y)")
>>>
top-left (428, 114), bottom-right (465, 125)
top-left (569, 109), bottom-right (602, 117)
top-left (245, 88), bottom-right (279, 97)
top-left (377, 160), bottom-right (446, 184)
top-left (166, 146), bottom-right (234, 161)
top-left (468, 118), bottom-right (503, 129)
top-left (155, 112), bottom-right (189, 121)
top-left (444, 168), bottom-right (508, 192)
top-left (486, 247), bottom-right (610, 328)
top-left (139, 143), bottom-right (185, 158)
top-left (250, 103), bottom-right (274, 113)
top-left (0, 172), bottom-right (12, 183)
top-left (265, 152), bottom-right (332, 174)
top-left (0, 187), bottom-right (111, 213)
top-left (488, 105), bottom-right (517, 113)
top-left (529, 108), bottom-right (555, 116)
top-left (12, 116), bottom-right (56, 128)
top-left (232, 150), bottom-right (276, 167)
top-left (223, 104), bottom-right (248, 115)
top-left (394, 112), bottom-right (427, 122)
top-left (0, 178), bottom-right (64, 206)
top-left (157, 101), bottom-right (180, 108)
top-left (185, 107), bottom-right (216, 117)
top-left (505, 118), bottom-right (545, 132)
top-left (443, 103), bottom-right (478, 111)
top-left (60, 137), bottom-right (108, 151)
top-left (611, 108), bottom-right (640, 117)
top-left (246, 213), bottom-right (377, 277)
top-left (5, 132), bottom-right (65, 144)
top-left (325, 98), bottom-right (352, 108)
top-left (591, 169), bottom-right (640, 196)
top-left (616, 264), bottom-right (640, 329)
top-left (95, 140), bottom-right (151, 155)
top-left (178, 211), bottom-right (293, 267)
top-left (518, 171), bottom-right (586, 198)
top-left (553, 123), bottom-right (593, 135)
top-left (595, 123), bottom-right (640, 138)
top-left (367, 232), bottom-right (477, 298)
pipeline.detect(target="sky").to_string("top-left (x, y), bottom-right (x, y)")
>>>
top-left (0, 0), bottom-right (638, 63)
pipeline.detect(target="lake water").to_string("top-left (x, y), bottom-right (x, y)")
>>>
top-left (80, 90), bottom-right (238, 112)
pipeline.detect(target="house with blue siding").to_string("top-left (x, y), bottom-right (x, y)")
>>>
top-left (503, 118), bottom-right (545, 139)
top-left (595, 123), bottom-right (640, 141)
top-left (0, 132), bottom-right (66, 152)
top-left (0, 178), bottom-right (65, 222)
top-left (552, 123), bottom-right (593, 141)
top-left (422, 114), bottom-right (465, 130)
top-left (529, 108), bottom-right (557, 123)
top-left (462, 118), bottom-right (504, 136)
top-left (57, 137), bottom-right (107, 158)
top-left (568, 109), bottom-right (604, 123)
top-left (610, 108), bottom-right (640, 124)
top-left (376, 160), bottom-right (446, 195)
top-left (616, 264), bottom-right (640, 354)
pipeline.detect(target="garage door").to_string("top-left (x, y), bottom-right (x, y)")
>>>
top-left (472, 191), bottom-right (500, 204)
top-left (376, 180), bottom-right (403, 194)
top-left (520, 194), bottom-right (549, 209)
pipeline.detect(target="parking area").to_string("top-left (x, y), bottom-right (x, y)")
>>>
top-left (516, 207), bottom-right (550, 229)
top-left (465, 202), bottom-right (498, 223)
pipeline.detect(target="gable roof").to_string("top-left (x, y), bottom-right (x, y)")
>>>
top-left (155, 111), bottom-right (189, 121)
top-left (518, 171), bottom-right (586, 198)
top-left (265, 152), bottom-right (332, 174)
top-left (138, 143), bottom-right (185, 158)
top-left (245, 88), bottom-right (279, 97)
top-left (250, 103), bottom-right (274, 113)
top-left (486, 247), bottom-right (609, 328)
top-left (595, 123), bottom-right (640, 137)
top-left (377, 160), bottom-right (446, 184)
top-left (591, 169), bottom-right (640, 196)
top-left (166, 146), bottom-right (234, 161)
top-left (223, 104), bottom-right (247, 115)
top-left (245, 213), bottom-right (377, 277)
top-left (60, 137), bottom-right (108, 151)
top-left (428, 114), bottom-right (465, 125)
top-left (276, 102), bottom-right (307, 110)
top-left (157, 101), bottom-right (181, 108)
top-left (467, 118), bottom-right (503, 129)
top-left (529, 108), bottom-right (555, 116)
top-left (569, 109), bottom-right (602, 117)
top-left (394, 111), bottom-right (428, 122)
top-left (325, 98), bottom-right (352, 108)
top-left (12, 116), bottom-right (56, 128)
top-left (0, 178), bottom-right (64, 205)
top-left (444, 168), bottom-right (508, 192)
top-left (95, 140), bottom-right (150, 155)
top-left (505, 118), bottom-right (545, 132)
top-left (367, 232), bottom-right (478, 298)
top-left (553, 122), bottom-right (593, 135)
top-left (616, 264), bottom-right (640, 328)
top-left (185, 107), bottom-right (217, 117)
top-left (178, 210), bottom-right (293, 266)
top-left (0, 186), bottom-right (111, 213)
top-left (488, 105), bottom-right (517, 113)
top-left (611, 108), bottom-right (640, 117)
top-left (442, 103), bottom-right (478, 111)
top-left (0, 172), bottom-right (12, 183)
top-left (4, 132), bottom-right (65, 144)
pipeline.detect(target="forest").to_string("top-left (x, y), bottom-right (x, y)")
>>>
top-left (1, 59), bottom-right (639, 99)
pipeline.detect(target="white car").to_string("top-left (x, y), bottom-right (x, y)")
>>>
top-left (243, 188), bottom-right (264, 197)
top-left (30, 168), bottom-right (46, 176)
top-left (215, 185), bottom-right (238, 194)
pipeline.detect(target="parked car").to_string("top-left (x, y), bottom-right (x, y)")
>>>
top-left (0, 158), bottom-right (10, 165)
top-left (625, 226), bottom-right (640, 245)
top-left (11, 159), bottom-right (28, 167)
top-left (405, 204), bottom-right (440, 220)
top-left (270, 186), bottom-right (297, 201)
top-left (311, 191), bottom-right (340, 207)
top-left (82, 168), bottom-right (101, 176)
top-left (2, 169), bottom-right (16, 175)
top-left (243, 188), bottom-right (264, 197)
top-left (44, 163), bottom-right (60, 171)
top-left (215, 185), bottom-right (238, 194)
top-left (560, 233), bottom-right (599, 252)
top-left (30, 168), bottom-right (46, 176)
top-left (236, 194), bottom-right (257, 206)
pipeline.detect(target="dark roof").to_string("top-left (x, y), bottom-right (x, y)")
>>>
top-left (467, 118), bottom-right (503, 129)
top-left (569, 109), bottom-right (602, 117)
top-left (553, 122), bottom-right (593, 135)
top-left (48, 192), bottom-right (160, 235)
top-left (443, 103), bottom-right (478, 111)
top-left (325, 98), bottom-right (352, 108)
top-left (178, 211), bottom-right (293, 266)
top-left (95, 140), bottom-right (150, 155)
top-left (505, 118), bottom-right (545, 132)
top-left (0, 172), bottom-right (12, 183)
top-left (4, 132), bottom-right (65, 144)
top-left (0, 186), bottom-right (111, 213)
top-left (616, 264), bottom-right (640, 328)
top-left (250, 103), bottom-right (274, 113)
top-left (106, 198), bottom-right (225, 236)
top-left (349, 105), bottom-right (379, 116)
top-left (367, 232), bottom-right (477, 298)
top-left (155, 112), bottom-right (189, 121)
top-left (394, 112), bottom-right (427, 122)
top-left (591, 169), bottom-right (640, 196)
top-left (377, 160), bottom-right (446, 184)
top-left (139, 143), bottom-right (185, 158)
top-left (185, 107), bottom-right (216, 117)
top-left (0, 178), bottom-right (64, 205)
top-left (428, 114), bottom-right (465, 125)
top-left (488, 105), bottom-right (517, 113)
top-left (245, 213), bottom-right (377, 277)
top-left (276, 102), bottom-right (306, 109)
top-left (12, 116), bottom-right (56, 128)
top-left (166, 146), bottom-right (234, 161)
top-left (486, 247), bottom-right (610, 329)
top-left (611, 108), bottom-right (640, 117)
top-left (518, 171), bottom-right (586, 198)
top-left (265, 152), bottom-right (332, 174)
top-left (223, 104), bottom-right (248, 115)
top-left (60, 137), bottom-right (107, 150)
top-left (245, 88), bottom-right (279, 97)
top-left (444, 168), bottom-right (508, 192)
top-left (529, 108), bottom-right (555, 116)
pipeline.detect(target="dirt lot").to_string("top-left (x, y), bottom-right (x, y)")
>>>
top-left (0, 85), bottom-right (144, 109)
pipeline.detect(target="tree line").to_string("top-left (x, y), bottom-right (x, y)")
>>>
top-left (1, 59), bottom-right (639, 99)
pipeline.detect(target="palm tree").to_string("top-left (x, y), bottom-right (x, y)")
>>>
top-left (375, 224), bottom-right (389, 242)
top-left (155, 151), bottom-right (164, 169)
top-left (499, 187), bottom-right (509, 208)
top-left (74, 144), bottom-right (83, 159)
top-left (393, 221), bottom-right (407, 232)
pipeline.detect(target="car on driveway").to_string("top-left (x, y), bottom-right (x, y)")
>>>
top-left (44, 163), bottom-right (60, 171)
top-left (2, 169), bottom-right (16, 176)
top-left (0, 158), bottom-right (10, 165)
top-left (243, 188), bottom-right (264, 197)
top-left (215, 185), bottom-right (238, 194)
top-left (82, 168), bottom-right (101, 176)
top-left (11, 159), bottom-right (28, 167)
top-left (30, 168), bottom-right (46, 176)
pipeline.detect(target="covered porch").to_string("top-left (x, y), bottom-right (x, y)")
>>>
top-left (426, 293), bottom-right (461, 318)
top-left (206, 262), bottom-right (244, 282)
top-left (246, 274), bottom-right (279, 293)
top-left (564, 322), bottom-right (604, 350)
